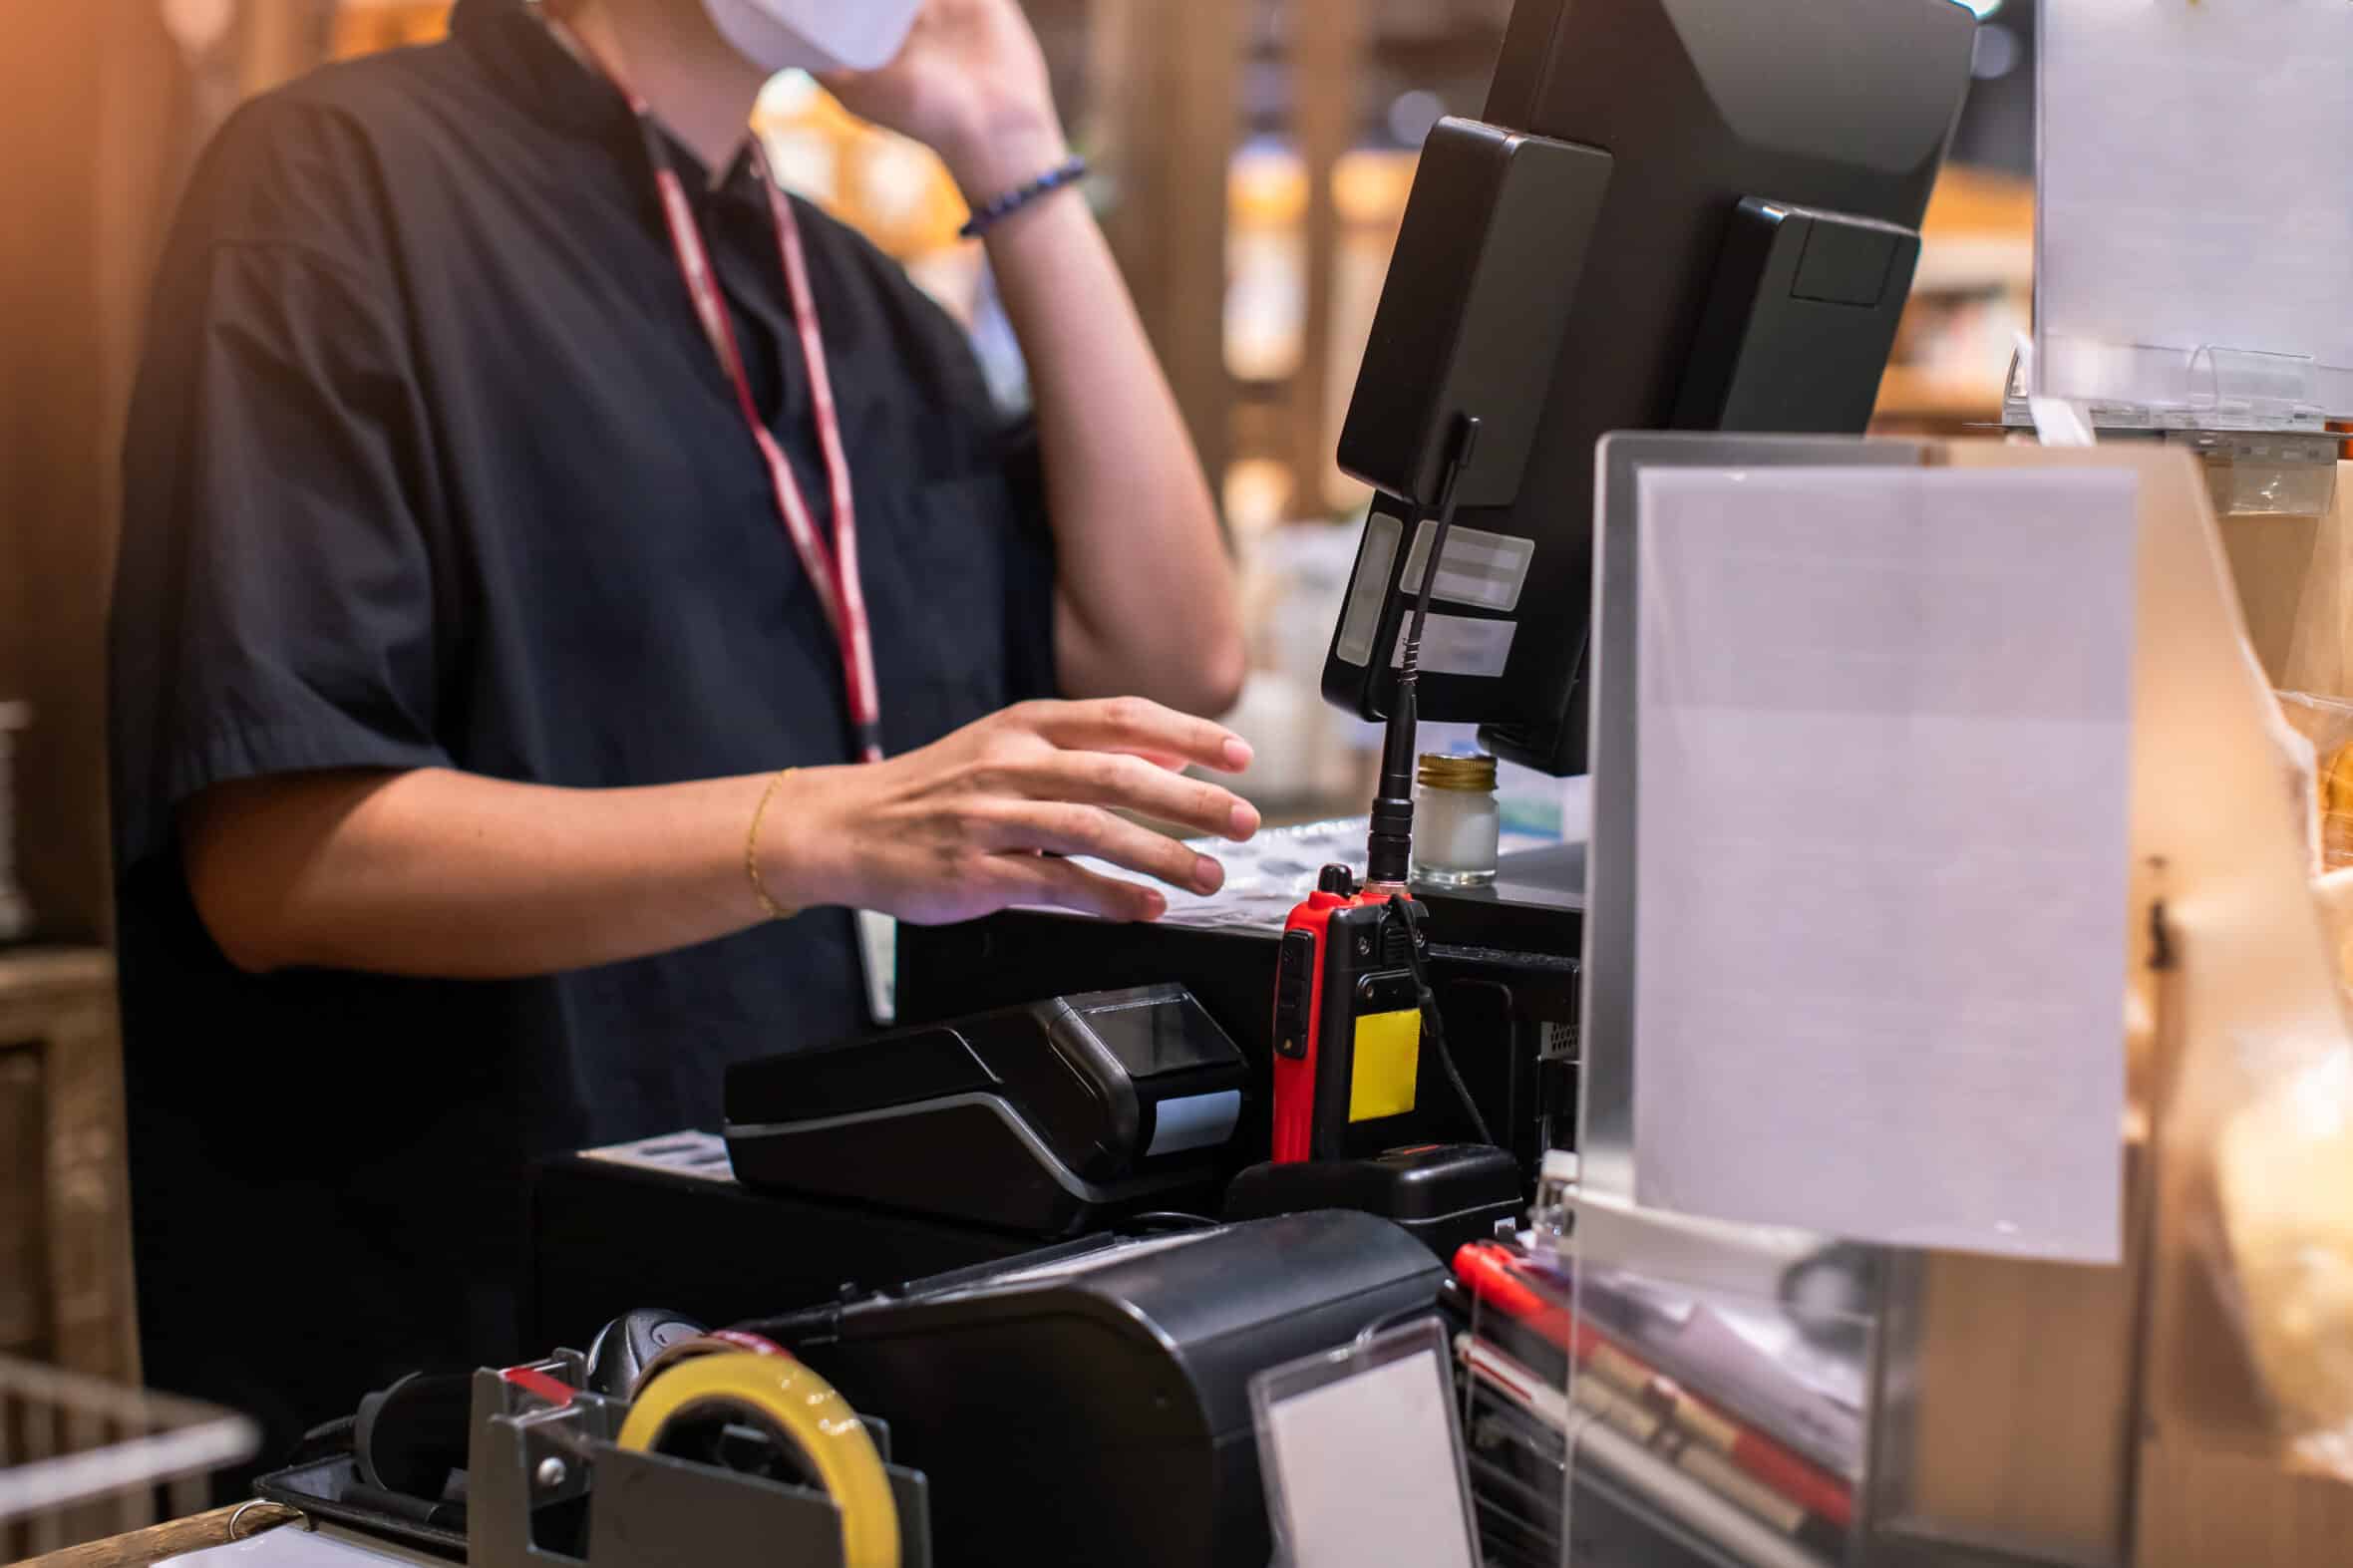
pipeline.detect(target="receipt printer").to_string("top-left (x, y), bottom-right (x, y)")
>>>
top-left (751, 1210), bottom-right (1447, 1568)
top-left (724, 985), bottom-right (1249, 1236)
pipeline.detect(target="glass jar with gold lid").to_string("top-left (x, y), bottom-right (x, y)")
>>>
top-left (1413, 752), bottom-right (1500, 887)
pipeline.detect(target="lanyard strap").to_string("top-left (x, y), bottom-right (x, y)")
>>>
top-left (548, 18), bottom-right (883, 764)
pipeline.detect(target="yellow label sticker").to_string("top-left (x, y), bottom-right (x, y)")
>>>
top-left (1349, 1008), bottom-right (1422, 1122)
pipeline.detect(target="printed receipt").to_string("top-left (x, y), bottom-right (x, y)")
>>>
top-left (1628, 466), bottom-right (2136, 1263)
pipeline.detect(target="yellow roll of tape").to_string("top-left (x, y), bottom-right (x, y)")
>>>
top-left (616, 1352), bottom-right (900, 1568)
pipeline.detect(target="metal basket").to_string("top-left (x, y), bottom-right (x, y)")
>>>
top-left (0, 1353), bottom-right (258, 1558)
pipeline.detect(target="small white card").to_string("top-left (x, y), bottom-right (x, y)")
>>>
top-left (1252, 1320), bottom-right (1481, 1568)
top-left (1628, 466), bottom-right (2136, 1263)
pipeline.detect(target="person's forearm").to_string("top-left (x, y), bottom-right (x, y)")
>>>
top-left (972, 149), bottom-right (1244, 716)
top-left (182, 767), bottom-right (787, 979)
top-left (178, 701), bottom-right (1262, 983)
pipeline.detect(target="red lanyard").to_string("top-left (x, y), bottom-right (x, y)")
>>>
top-left (549, 19), bottom-right (883, 764)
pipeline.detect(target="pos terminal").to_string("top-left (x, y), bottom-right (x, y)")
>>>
top-left (527, 6), bottom-right (1976, 1562)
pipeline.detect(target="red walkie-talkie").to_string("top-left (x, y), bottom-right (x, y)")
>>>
top-left (1269, 415), bottom-right (1484, 1164)
top-left (1270, 870), bottom-right (1424, 1161)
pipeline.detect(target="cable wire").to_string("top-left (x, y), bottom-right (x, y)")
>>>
top-left (1390, 898), bottom-right (1495, 1145)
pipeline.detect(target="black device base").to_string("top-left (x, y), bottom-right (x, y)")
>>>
top-left (726, 1095), bottom-right (1221, 1238)
top-left (1224, 1142), bottom-right (1525, 1258)
top-left (724, 985), bottom-right (1249, 1238)
top-left (526, 1153), bottom-right (1040, 1353)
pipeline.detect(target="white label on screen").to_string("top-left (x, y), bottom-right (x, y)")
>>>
top-left (1391, 614), bottom-right (1515, 679)
top-left (1399, 522), bottom-right (1535, 612)
top-left (1335, 510), bottom-right (1407, 668)
top-left (1147, 1090), bottom-right (1242, 1156)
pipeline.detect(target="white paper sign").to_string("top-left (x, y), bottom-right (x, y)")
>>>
top-left (2038, 0), bottom-right (2353, 416)
top-left (1629, 466), bottom-right (2135, 1262)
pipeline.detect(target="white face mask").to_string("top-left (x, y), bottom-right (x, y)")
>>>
top-left (698, 0), bottom-right (924, 76)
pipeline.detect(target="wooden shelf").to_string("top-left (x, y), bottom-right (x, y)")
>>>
top-left (0, 945), bottom-right (135, 1382)
top-left (0, 947), bottom-right (113, 1006)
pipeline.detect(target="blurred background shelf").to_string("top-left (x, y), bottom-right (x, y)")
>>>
top-left (1873, 165), bottom-right (2034, 436)
top-left (0, 950), bottom-right (137, 1394)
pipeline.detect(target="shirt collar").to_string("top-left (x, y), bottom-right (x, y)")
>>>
top-left (452, 0), bottom-right (761, 193)
top-left (453, 0), bottom-right (628, 142)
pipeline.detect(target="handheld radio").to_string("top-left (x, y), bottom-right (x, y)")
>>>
top-left (1270, 870), bottom-right (1424, 1161)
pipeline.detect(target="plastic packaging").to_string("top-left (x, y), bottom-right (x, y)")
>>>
top-left (1456, 1218), bottom-right (1872, 1568)
top-left (2275, 690), bottom-right (2353, 869)
top-left (2211, 1043), bottom-right (2353, 1480)
top-left (2209, 705), bottom-right (2353, 1481)
top-left (2207, 865), bottom-right (2353, 1482)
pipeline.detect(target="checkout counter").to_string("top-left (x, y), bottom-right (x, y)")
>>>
top-left (533, 0), bottom-right (1969, 1328)
top-left (530, 0), bottom-right (1975, 1347)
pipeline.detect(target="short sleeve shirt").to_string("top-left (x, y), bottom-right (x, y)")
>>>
top-left (107, 0), bottom-right (1057, 1465)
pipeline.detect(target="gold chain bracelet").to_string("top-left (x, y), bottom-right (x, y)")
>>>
top-left (745, 768), bottom-right (799, 922)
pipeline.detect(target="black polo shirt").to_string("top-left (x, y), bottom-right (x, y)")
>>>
top-left (108, 0), bottom-right (1056, 1470)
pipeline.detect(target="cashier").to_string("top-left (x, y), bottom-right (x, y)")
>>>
top-left (106, 0), bottom-right (1251, 1476)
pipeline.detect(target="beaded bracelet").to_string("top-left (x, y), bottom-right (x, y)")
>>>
top-left (959, 156), bottom-right (1090, 240)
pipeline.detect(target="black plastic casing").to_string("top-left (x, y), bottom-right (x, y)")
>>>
top-left (1669, 197), bottom-right (1922, 434)
top-left (723, 985), bottom-right (1248, 1236)
top-left (1335, 121), bottom-right (1612, 516)
top-left (1225, 1142), bottom-right (1525, 1260)
top-left (779, 1211), bottom-right (1445, 1568)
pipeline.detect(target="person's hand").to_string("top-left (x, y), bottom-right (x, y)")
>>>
top-left (774, 699), bottom-right (1260, 925)
top-left (822, 0), bottom-right (1068, 204)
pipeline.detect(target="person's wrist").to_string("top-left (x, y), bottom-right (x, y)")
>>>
top-left (754, 766), bottom-right (858, 915)
top-left (940, 111), bottom-right (1072, 214)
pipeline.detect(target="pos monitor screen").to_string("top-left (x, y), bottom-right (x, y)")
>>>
top-left (1320, 0), bottom-right (1977, 776)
